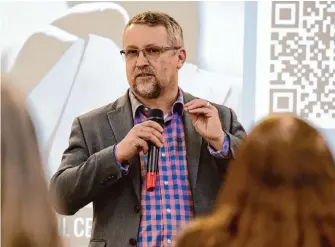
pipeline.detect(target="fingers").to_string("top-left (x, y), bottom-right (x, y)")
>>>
top-left (135, 138), bottom-right (149, 154)
top-left (184, 98), bottom-right (207, 109)
top-left (142, 120), bottom-right (164, 132)
top-left (137, 128), bottom-right (164, 148)
top-left (184, 99), bottom-right (216, 113)
top-left (141, 126), bottom-right (164, 143)
top-left (133, 121), bottom-right (164, 148)
top-left (118, 120), bottom-right (165, 161)
top-left (187, 107), bottom-right (212, 117)
top-left (185, 99), bottom-right (214, 109)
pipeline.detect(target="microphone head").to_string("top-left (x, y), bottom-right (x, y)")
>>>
top-left (148, 108), bottom-right (164, 118)
top-left (148, 108), bottom-right (164, 126)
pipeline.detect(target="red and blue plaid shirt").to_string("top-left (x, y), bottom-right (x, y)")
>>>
top-left (116, 88), bottom-right (230, 247)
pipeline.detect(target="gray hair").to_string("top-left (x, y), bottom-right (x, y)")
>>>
top-left (124, 11), bottom-right (184, 47)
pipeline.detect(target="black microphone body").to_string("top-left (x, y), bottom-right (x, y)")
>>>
top-left (146, 109), bottom-right (164, 192)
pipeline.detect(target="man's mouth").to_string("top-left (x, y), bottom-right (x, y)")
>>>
top-left (137, 74), bottom-right (153, 78)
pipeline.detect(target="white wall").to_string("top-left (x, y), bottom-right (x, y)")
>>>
top-left (0, 1), bottom-right (68, 72)
top-left (198, 1), bottom-right (245, 77)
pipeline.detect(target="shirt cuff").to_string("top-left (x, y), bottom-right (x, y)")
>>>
top-left (207, 133), bottom-right (230, 159)
top-left (113, 145), bottom-right (129, 174)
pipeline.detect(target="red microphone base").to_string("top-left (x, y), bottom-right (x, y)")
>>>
top-left (146, 172), bottom-right (157, 192)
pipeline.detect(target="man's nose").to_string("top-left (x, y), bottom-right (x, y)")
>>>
top-left (136, 51), bottom-right (149, 67)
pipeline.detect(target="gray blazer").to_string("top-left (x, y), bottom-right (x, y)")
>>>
top-left (50, 90), bottom-right (246, 247)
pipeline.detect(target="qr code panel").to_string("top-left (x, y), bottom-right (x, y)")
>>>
top-left (269, 1), bottom-right (335, 123)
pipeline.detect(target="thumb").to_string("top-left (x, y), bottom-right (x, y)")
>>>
top-left (187, 112), bottom-right (198, 124)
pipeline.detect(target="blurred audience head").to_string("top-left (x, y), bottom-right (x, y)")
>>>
top-left (176, 113), bottom-right (335, 247)
top-left (1, 74), bottom-right (63, 247)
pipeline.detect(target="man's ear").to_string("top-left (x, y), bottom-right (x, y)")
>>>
top-left (177, 48), bottom-right (187, 69)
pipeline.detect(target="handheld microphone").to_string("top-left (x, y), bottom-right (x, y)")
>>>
top-left (146, 108), bottom-right (164, 192)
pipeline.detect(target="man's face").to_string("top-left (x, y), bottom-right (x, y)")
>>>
top-left (122, 24), bottom-right (185, 99)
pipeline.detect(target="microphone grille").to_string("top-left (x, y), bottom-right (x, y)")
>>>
top-left (148, 108), bottom-right (164, 119)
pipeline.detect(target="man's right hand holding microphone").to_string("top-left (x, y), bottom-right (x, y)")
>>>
top-left (115, 120), bottom-right (164, 166)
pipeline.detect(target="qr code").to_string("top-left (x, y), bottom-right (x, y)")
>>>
top-left (269, 1), bottom-right (335, 125)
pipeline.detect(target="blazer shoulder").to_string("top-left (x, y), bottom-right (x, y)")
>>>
top-left (212, 102), bottom-right (232, 119)
top-left (76, 94), bottom-right (127, 124)
top-left (212, 103), bottom-right (231, 115)
top-left (77, 103), bottom-right (113, 122)
top-left (211, 102), bottom-right (239, 131)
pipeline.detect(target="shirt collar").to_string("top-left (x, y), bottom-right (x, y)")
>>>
top-left (129, 88), bottom-right (184, 119)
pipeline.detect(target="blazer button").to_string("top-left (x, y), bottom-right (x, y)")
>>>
top-left (134, 205), bottom-right (140, 213)
top-left (129, 238), bottom-right (137, 246)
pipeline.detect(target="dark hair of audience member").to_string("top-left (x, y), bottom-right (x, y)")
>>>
top-left (176, 113), bottom-right (335, 247)
top-left (1, 74), bottom-right (63, 247)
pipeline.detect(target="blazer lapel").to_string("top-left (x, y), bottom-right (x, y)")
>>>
top-left (107, 91), bottom-right (141, 202)
top-left (182, 91), bottom-right (203, 195)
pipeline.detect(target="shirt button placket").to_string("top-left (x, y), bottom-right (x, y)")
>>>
top-left (161, 145), bottom-right (171, 246)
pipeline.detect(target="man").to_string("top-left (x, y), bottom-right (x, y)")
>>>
top-left (50, 11), bottom-right (246, 247)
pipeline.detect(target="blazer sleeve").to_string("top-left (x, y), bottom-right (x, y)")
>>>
top-left (49, 117), bottom-right (123, 215)
top-left (224, 107), bottom-right (247, 158)
top-left (214, 105), bottom-right (246, 159)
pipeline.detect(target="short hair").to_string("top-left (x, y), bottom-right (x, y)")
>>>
top-left (124, 11), bottom-right (184, 47)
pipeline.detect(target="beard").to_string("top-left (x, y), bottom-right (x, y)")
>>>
top-left (132, 75), bottom-right (161, 99)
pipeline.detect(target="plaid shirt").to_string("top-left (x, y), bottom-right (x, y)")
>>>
top-left (115, 89), bottom-right (230, 247)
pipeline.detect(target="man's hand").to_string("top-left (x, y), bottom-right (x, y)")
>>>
top-left (184, 99), bottom-right (225, 151)
top-left (115, 121), bottom-right (164, 164)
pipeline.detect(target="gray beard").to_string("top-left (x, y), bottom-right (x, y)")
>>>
top-left (133, 80), bottom-right (161, 99)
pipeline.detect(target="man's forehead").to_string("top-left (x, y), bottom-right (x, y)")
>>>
top-left (123, 24), bottom-right (169, 48)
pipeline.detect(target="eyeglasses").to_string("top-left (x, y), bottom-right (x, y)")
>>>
top-left (120, 46), bottom-right (181, 61)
